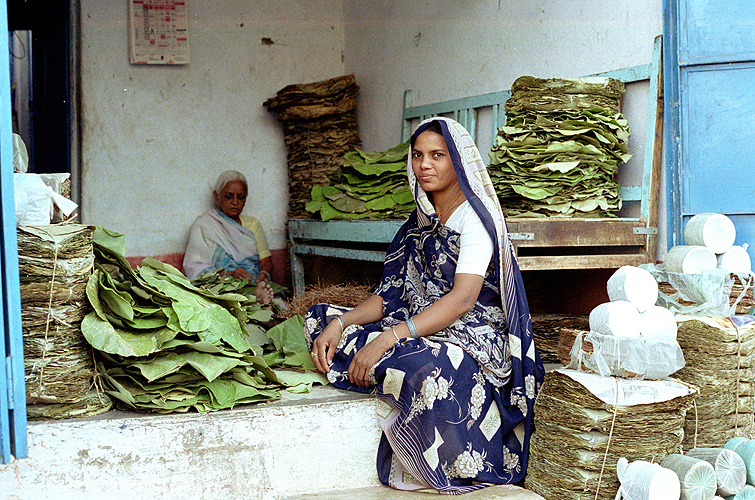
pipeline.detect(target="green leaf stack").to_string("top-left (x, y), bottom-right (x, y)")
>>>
top-left (82, 227), bottom-right (325, 413)
top-left (305, 140), bottom-right (415, 220)
top-left (489, 76), bottom-right (632, 218)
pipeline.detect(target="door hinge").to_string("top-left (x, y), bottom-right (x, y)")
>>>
top-left (509, 232), bottom-right (535, 241)
top-left (633, 227), bottom-right (658, 235)
top-left (5, 357), bottom-right (14, 410)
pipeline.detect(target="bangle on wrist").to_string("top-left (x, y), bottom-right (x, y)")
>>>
top-left (258, 270), bottom-right (271, 281)
top-left (407, 318), bottom-right (419, 340)
top-left (335, 315), bottom-right (346, 333)
top-left (391, 326), bottom-right (401, 342)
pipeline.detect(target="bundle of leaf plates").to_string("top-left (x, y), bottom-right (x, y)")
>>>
top-left (82, 227), bottom-right (324, 413)
top-left (306, 140), bottom-right (414, 220)
top-left (672, 317), bottom-right (755, 448)
top-left (524, 369), bottom-right (698, 500)
top-left (489, 76), bottom-right (632, 218)
top-left (18, 223), bottom-right (112, 419)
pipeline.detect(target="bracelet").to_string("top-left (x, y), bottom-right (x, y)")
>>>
top-left (391, 326), bottom-right (401, 342)
top-left (407, 318), bottom-right (419, 340)
top-left (258, 270), bottom-right (271, 281)
top-left (335, 315), bottom-right (346, 333)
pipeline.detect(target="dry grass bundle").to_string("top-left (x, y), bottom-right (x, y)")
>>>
top-left (524, 369), bottom-right (697, 500)
top-left (17, 224), bottom-right (94, 259)
top-left (532, 314), bottom-right (588, 364)
top-left (20, 280), bottom-right (87, 306)
top-left (282, 283), bottom-right (374, 318)
top-left (21, 303), bottom-right (89, 329)
top-left (26, 388), bottom-right (112, 421)
top-left (264, 74), bottom-right (361, 217)
top-left (18, 253), bottom-right (94, 280)
top-left (24, 345), bottom-right (95, 404)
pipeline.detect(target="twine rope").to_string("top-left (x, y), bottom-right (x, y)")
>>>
top-left (595, 376), bottom-right (620, 500)
top-left (39, 235), bottom-right (60, 399)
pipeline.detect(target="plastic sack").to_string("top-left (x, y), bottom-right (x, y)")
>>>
top-left (12, 133), bottom-right (28, 172)
top-left (14, 173), bottom-right (77, 226)
top-left (568, 330), bottom-right (685, 380)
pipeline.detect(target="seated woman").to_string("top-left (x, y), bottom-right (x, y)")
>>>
top-left (183, 170), bottom-right (274, 304)
top-left (305, 118), bottom-right (544, 494)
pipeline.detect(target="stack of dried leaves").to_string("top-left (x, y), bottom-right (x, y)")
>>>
top-left (82, 228), bottom-right (325, 413)
top-left (489, 76), bottom-right (631, 218)
top-left (282, 283), bottom-right (374, 318)
top-left (524, 369), bottom-right (698, 500)
top-left (531, 314), bottom-right (589, 364)
top-left (306, 141), bottom-right (414, 220)
top-left (673, 317), bottom-right (755, 448)
top-left (264, 74), bottom-right (362, 217)
top-left (17, 224), bottom-right (112, 420)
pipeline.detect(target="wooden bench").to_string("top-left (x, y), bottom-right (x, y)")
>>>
top-left (289, 37), bottom-right (663, 294)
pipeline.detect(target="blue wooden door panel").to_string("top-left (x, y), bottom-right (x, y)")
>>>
top-left (0, 3), bottom-right (29, 463)
top-left (680, 0), bottom-right (755, 65)
top-left (681, 62), bottom-right (755, 214)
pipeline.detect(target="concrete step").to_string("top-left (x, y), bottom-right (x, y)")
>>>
top-left (0, 385), bottom-right (383, 499)
top-left (284, 484), bottom-right (545, 499)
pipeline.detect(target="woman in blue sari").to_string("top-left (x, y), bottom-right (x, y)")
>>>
top-left (305, 117), bottom-right (544, 494)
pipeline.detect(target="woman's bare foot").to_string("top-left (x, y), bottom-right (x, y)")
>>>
top-left (254, 280), bottom-right (274, 305)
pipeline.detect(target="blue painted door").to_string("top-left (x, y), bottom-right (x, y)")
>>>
top-left (664, 0), bottom-right (755, 258)
top-left (0, 0), bottom-right (29, 464)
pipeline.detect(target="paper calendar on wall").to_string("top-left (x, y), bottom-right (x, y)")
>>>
top-left (129, 0), bottom-right (190, 65)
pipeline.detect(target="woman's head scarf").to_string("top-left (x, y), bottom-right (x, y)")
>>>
top-left (408, 117), bottom-right (538, 373)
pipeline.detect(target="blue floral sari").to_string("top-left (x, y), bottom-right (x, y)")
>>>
top-left (304, 117), bottom-right (544, 494)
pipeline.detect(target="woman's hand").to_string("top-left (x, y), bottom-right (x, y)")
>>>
top-left (348, 330), bottom-right (396, 388)
top-left (311, 319), bottom-right (343, 374)
top-left (231, 267), bottom-right (255, 281)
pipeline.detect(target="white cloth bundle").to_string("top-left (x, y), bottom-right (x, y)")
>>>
top-left (717, 245), bottom-right (752, 274)
top-left (666, 245), bottom-right (718, 274)
top-left (589, 300), bottom-right (642, 337)
top-left (607, 266), bottom-right (660, 312)
top-left (615, 457), bottom-right (680, 500)
top-left (727, 484), bottom-right (755, 499)
top-left (684, 213), bottom-right (736, 254)
top-left (13, 173), bottom-right (78, 226)
top-left (660, 454), bottom-right (717, 500)
top-left (639, 306), bottom-right (678, 341)
top-left (686, 448), bottom-right (746, 497)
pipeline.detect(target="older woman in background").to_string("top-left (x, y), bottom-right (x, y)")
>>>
top-left (183, 170), bottom-right (274, 304)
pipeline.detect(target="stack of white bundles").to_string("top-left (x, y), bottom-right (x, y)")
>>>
top-left (728, 485), bottom-right (755, 499)
top-left (673, 316), bottom-right (755, 449)
top-left (660, 454), bottom-right (717, 500)
top-left (524, 369), bottom-right (698, 500)
top-left (615, 457), bottom-right (680, 500)
top-left (685, 448), bottom-right (746, 497)
top-left (680, 212), bottom-right (752, 275)
top-left (665, 245), bottom-right (719, 274)
top-left (568, 266), bottom-right (683, 379)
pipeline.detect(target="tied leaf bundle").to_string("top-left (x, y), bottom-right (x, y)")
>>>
top-left (82, 228), bottom-right (324, 413)
top-left (489, 76), bottom-right (632, 218)
top-left (306, 140), bottom-right (414, 220)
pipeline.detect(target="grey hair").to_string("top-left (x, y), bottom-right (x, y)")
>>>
top-left (214, 170), bottom-right (248, 194)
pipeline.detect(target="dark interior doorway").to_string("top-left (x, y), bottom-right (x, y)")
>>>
top-left (8, 0), bottom-right (71, 174)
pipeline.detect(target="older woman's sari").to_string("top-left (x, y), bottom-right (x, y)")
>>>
top-left (304, 117), bottom-right (544, 494)
top-left (182, 208), bottom-right (269, 280)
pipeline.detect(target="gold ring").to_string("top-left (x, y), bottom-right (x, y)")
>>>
top-left (311, 352), bottom-right (318, 357)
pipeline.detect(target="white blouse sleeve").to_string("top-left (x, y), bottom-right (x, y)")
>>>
top-left (445, 203), bottom-right (494, 276)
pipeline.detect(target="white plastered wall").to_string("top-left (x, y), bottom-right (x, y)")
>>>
top-left (78, 0), bottom-right (664, 260)
top-left (79, 0), bottom-right (346, 257)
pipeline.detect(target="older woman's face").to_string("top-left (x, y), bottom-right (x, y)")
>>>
top-left (214, 179), bottom-right (247, 221)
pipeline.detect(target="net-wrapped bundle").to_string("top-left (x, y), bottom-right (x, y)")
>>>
top-left (264, 74), bottom-right (362, 217)
top-left (685, 447), bottom-right (747, 497)
top-left (17, 224), bottom-right (111, 419)
top-left (524, 369), bottom-right (698, 500)
top-left (531, 314), bottom-right (589, 364)
top-left (673, 316), bottom-right (755, 449)
top-left (660, 454), bottom-right (718, 500)
top-left (488, 76), bottom-right (631, 218)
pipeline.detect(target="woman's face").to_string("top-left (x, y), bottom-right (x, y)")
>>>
top-left (214, 179), bottom-right (247, 221)
top-left (411, 129), bottom-right (459, 196)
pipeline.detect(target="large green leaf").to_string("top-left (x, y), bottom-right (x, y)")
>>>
top-left (82, 312), bottom-right (177, 357)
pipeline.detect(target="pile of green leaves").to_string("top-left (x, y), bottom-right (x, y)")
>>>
top-left (306, 140), bottom-right (415, 220)
top-left (488, 109), bottom-right (632, 218)
top-left (82, 228), bottom-right (324, 413)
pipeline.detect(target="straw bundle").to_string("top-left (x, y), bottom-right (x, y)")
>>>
top-left (524, 369), bottom-right (698, 500)
top-left (17, 224), bottom-right (110, 417)
top-left (673, 317), bottom-right (755, 449)
top-left (264, 74), bottom-right (362, 217)
top-left (281, 283), bottom-right (374, 319)
top-left (531, 314), bottom-right (588, 364)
